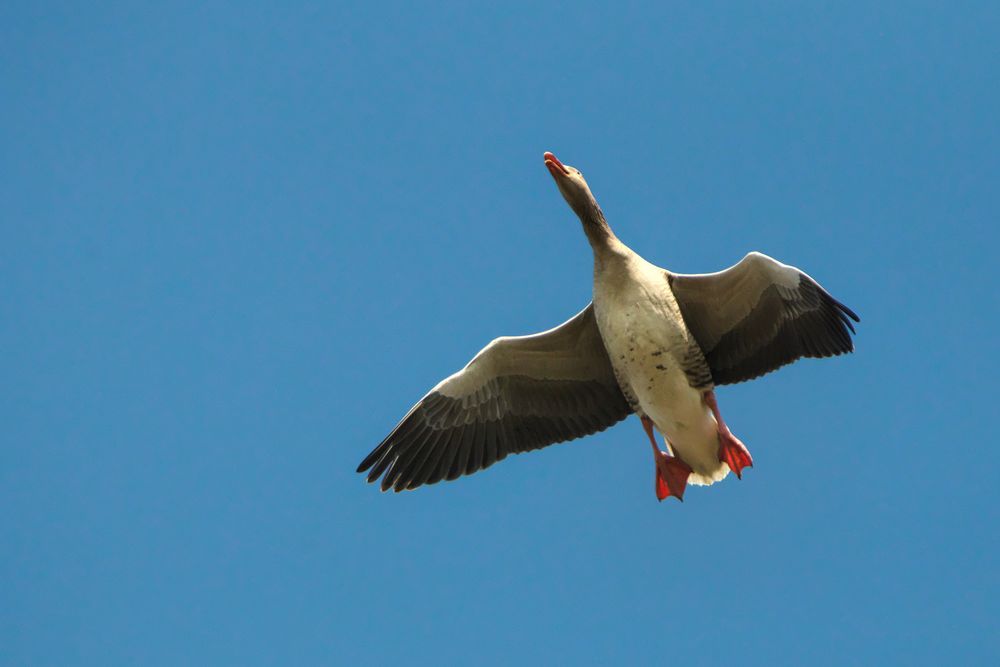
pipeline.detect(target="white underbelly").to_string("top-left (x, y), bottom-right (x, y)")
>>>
top-left (596, 294), bottom-right (728, 484)
top-left (640, 372), bottom-right (723, 482)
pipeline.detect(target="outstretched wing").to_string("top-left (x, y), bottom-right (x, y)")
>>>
top-left (357, 304), bottom-right (631, 491)
top-left (669, 252), bottom-right (859, 386)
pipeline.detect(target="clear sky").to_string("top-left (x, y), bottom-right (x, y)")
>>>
top-left (3, 2), bottom-right (998, 665)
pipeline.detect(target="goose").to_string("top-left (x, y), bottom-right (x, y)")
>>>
top-left (357, 152), bottom-right (859, 501)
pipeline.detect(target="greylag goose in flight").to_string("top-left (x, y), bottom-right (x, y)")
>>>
top-left (357, 152), bottom-right (859, 501)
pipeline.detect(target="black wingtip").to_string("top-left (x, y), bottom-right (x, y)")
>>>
top-left (814, 279), bottom-right (859, 325)
top-left (828, 295), bottom-right (859, 335)
top-left (839, 311), bottom-right (857, 334)
top-left (837, 299), bottom-right (860, 323)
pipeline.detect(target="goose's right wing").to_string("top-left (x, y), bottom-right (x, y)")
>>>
top-left (357, 304), bottom-right (631, 491)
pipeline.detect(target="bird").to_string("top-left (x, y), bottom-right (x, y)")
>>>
top-left (356, 151), bottom-right (859, 502)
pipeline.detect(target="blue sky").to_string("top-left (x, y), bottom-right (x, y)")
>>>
top-left (3, 2), bottom-right (998, 664)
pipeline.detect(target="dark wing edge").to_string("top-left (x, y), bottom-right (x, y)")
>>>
top-left (670, 252), bottom-right (860, 386)
top-left (356, 305), bottom-right (631, 492)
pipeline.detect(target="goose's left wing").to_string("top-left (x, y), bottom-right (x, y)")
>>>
top-left (669, 252), bottom-right (859, 386)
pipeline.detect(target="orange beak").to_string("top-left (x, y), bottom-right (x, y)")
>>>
top-left (543, 151), bottom-right (570, 178)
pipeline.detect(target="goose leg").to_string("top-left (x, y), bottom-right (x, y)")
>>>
top-left (703, 390), bottom-right (753, 479)
top-left (641, 415), bottom-right (692, 502)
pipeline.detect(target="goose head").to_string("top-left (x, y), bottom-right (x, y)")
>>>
top-left (543, 151), bottom-right (602, 223)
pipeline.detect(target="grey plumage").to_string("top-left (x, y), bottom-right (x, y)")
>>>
top-left (357, 155), bottom-right (860, 494)
top-left (357, 305), bottom-right (631, 491)
top-left (668, 252), bottom-right (860, 386)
